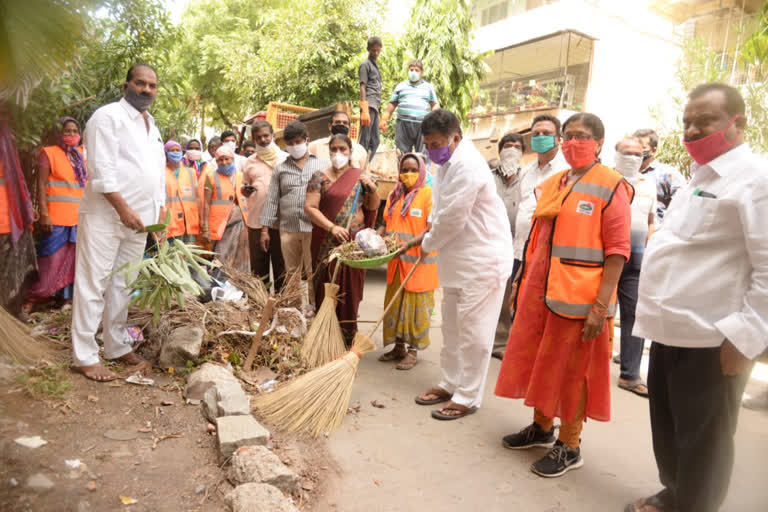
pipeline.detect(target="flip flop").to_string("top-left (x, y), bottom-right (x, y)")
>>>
top-left (619, 379), bottom-right (649, 398)
top-left (72, 363), bottom-right (118, 382)
top-left (431, 404), bottom-right (478, 421)
top-left (414, 387), bottom-right (451, 406)
top-left (378, 348), bottom-right (407, 362)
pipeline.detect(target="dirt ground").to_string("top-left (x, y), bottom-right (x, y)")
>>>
top-left (0, 366), bottom-right (333, 512)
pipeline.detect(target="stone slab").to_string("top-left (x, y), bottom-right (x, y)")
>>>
top-left (225, 483), bottom-right (297, 512)
top-left (217, 415), bottom-right (269, 459)
top-left (228, 445), bottom-right (299, 494)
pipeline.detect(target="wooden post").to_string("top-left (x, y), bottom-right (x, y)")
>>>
top-left (243, 297), bottom-right (277, 372)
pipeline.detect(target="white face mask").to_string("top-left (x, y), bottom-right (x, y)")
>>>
top-left (614, 153), bottom-right (643, 177)
top-left (286, 142), bottom-right (307, 160)
top-left (185, 149), bottom-right (202, 161)
top-left (223, 141), bottom-right (237, 150)
top-left (331, 152), bottom-right (350, 169)
top-left (499, 146), bottom-right (523, 177)
top-left (255, 142), bottom-right (271, 151)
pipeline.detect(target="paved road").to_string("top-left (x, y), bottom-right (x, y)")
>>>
top-left (316, 269), bottom-right (768, 512)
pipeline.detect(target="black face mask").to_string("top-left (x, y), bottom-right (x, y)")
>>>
top-left (330, 124), bottom-right (350, 136)
top-left (642, 150), bottom-right (651, 161)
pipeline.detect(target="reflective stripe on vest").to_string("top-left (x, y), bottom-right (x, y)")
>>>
top-left (399, 253), bottom-right (438, 265)
top-left (536, 164), bottom-right (633, 320)
top-left (551, 245), bottom-right (604, 263)
top-left (390, 231), bottom-right (414, 241)
top-left (46, 195), bottom-right (81, 204)
top-left (211, 172), bottom-right (232, 205)
top-left (166, 165), bottom-right (200, 238)
top-left (42, 146), bottom-right (84, 226)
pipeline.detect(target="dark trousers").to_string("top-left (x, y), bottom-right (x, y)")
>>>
top-left (247, 227), bottom-right (285, 292)
top-left (617, 262), bottom-right (643, 380)
top-left (394, 119), bottom-right (424, 154)
top-left (493, 258), bottom-right (522, 353)
top-left (648, 343), bottom-right (751, 512)
top-left (358, 107), bottom-right (380, 159)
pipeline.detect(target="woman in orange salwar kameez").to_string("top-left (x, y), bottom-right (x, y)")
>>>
top-left (495, 112), bottom-right (632, 478)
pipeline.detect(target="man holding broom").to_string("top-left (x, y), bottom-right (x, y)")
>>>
top-left (415, 109), bottom-right (514, 420)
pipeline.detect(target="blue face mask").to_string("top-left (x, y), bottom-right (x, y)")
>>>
top-left (166, 151), bottom-right (183, 163)
top-left (531, 135), bottom-right (556, 154)
top-left (217, 162), bottom-right (236, 176)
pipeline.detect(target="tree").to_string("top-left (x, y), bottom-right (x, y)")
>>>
top-left (175, 0), bottom-right (385, 131)
top-left (386, 0), bottom-right (488, 122)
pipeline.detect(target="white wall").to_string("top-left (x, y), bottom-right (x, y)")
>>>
top-left (473, 0), bottom-right (686, 163)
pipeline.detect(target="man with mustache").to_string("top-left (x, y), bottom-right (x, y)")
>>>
top-left (627, 83), bottom-right (768, 512)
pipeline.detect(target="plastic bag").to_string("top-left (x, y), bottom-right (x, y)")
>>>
top-left (355, 228), bottom-right (387, 257)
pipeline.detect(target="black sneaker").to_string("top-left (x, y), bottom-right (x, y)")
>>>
top-left (502, 422), bottom-right (556, 450)
top-left (531, 440), bottom-right (584, 478)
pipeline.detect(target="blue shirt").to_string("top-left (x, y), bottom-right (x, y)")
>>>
top-left (389, 80), bottom-right (438, 123)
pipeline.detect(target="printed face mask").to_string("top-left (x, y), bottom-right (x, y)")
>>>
top-left (499, 147), bottom-right (523, 177)
top-left (531, 135), bottom-right (556, 154)
top-left (683, 115), bottom-right (739, 165)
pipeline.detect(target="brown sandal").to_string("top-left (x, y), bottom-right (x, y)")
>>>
top-left (415, 386), bottom-right (451, 405)
top-left (378, 344), bottom-right (407, 362)
top-left (395, 350), bottom-right (417, 371)
top-left (431, 402), bottom-right (478, 421)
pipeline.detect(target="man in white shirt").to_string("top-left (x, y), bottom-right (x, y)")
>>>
top-left (220, 130), bottom-right (247, 172)
top-left (628, 83), bottom-right (768, 512)
top-left (71, 64), bottom-right (166, 381)
top-left (633, 128), bottom-right (686, 227)
top-left (613, 137), bottom-right (656, 398)
top-left (414, 109), bottom-right (514, 420)
top-left (513, 114), bottom-right (569, 278)
top-left (491, 132), bottom-right (524, 359)
top-left (308, 111), bottom-right (368, 169)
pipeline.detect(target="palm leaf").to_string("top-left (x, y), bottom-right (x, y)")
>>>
top-left (0, 0), bottom-right (88, 106)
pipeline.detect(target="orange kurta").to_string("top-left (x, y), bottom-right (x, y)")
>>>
top-left (494, 171), bottom-right (631, 423)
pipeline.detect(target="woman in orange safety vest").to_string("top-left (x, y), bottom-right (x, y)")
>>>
top-left (494, 113), bottom-right (632, 478)
top-left (163, 140), bottom-right (199, 244)
top-left (200, 144), bottom-right (250, 272)
top-left (378, 153), bottom-right (439, 371)
top-left (26, 117), bottom-right (87, 309)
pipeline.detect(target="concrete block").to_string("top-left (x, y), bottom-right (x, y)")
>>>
top-left (228, 445), bottom-right (299, 494)
top-left (217, 415), bottom-right (269, 459)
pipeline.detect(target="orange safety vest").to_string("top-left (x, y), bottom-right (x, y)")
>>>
top-left (525, 163), bottom-right (634, 320)
top-left (41, 145), bottom-right (85, 226)
top-left (384, 186), bottom-right (439, 293)
top-left (165, 165), bottom-right (200, 238)
top-left (201, 169), bottom-right (248, 241)
top-left (0, 161), bottom-right (9, 234)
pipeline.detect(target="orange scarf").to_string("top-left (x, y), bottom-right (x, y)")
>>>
top-left (256, 144), bottom-right (280, 169)
top-left (533, 170), bottom-right (572, 220)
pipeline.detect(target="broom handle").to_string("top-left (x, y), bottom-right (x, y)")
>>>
top-left (330, 179), bottom-right (364, 285)
top-left (243, 297), bottom-right (277, 371)
top-left (367, 255), bottom-right (423, 337)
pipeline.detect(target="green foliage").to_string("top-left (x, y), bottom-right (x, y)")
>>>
top-left (18, 364), bottom-right (72, 400)
top-left (176, 0), bottom-right (384, 131)
top-left (8, 0), bottom-right (195, 152)
top-left (391, 0), bottom-right (488, 122)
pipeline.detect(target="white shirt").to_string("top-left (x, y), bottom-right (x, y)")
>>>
top-left (633, 144), bottom-right (768, 359)
top-left (81, 98), bottom-right (165, 225)
top-left (626, 174), bottom-right (657, 253)
top-left (513, 151), bottom-right (570, 260)
top-left (422, 139), bottom-right (514, 288)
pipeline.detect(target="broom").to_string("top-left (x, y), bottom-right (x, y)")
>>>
top-left (301, 182), bottom-right (363, 368)
top-left (255, 256), bottom-right (423, 437)
top-left (0, 307), bottom-right (63, 365)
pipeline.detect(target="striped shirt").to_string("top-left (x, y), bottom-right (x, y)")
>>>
top-left (260, 154), bottom-right (330, 233)
top-left (389, 80), bottom-right (438, 123)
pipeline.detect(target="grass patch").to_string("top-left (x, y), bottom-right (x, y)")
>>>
top-left (17, 365), bottom-right (72, 400)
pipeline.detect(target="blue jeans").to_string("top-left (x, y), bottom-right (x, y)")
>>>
top-left (617, 261), bottom-right (644, 380)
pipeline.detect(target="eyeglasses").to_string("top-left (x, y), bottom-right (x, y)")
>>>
top-left (562, 132), bottom-right (594, 141)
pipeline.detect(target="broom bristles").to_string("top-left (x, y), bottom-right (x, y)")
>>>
top-left (0, 307), bottom-right (63, 365)
top-left (300, 282), bottom-right (346, 368)
top-left (255, 331), bottom-right (376, 436)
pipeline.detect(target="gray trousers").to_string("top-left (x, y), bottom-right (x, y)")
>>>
top-left (395, 119), bottom-right (424, 154)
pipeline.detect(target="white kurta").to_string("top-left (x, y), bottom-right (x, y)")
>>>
top-left (72, 98), bottom-right (165, 367)
top-left (422, 138), bottom-right (514, 408)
